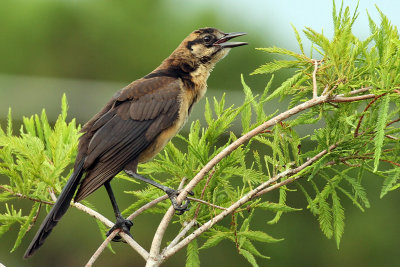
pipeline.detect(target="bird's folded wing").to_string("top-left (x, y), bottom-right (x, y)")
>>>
top-left (74, 76), bottom-right (181, 201)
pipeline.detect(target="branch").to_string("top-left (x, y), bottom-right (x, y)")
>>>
top-left (16, 86), bottom-right (375, 267)
top-left (387, 118), bottom-right (400, 128)
top-left (329, 94), bottom-right (376, 102)
top-left (146, 179), bottom-right (187, 266)
top-left (0, 184), bottom-right (150, 261)
top-left (354, 93), bottom-right (387, 137)
top-left (87, 178), bottom-right (196, 266)
top-left (177, 90), bottom-right (375, 205)
top-left (145, 88), bottom-right (376, 266)
top-left (162, 220), bottom-right (197, 253)
top-left (48, 189), bottom-right (118, 236)
top-left (347, 86), bottom-right (373, 95)
top-left (73, 202), bottom-right (149, 260)
top-left (194, 168), bottom-right (216, 219)
top-left (26, 203), bottom-right (42, 232)
top-left (128, 195), bottom-right (169, 221)
top-left (85, 231), bottom-right (118, 267)
top-left (72, 198), bottom-right (149, 265)
top-left (0, 185), bottom-right (54, 205)
top-left (85, 195), bottom-right (171, 267)
top-left (48, 189), bottom-right (149, 266)
top-left (72, 202), bottom-right (113, 227)
top-left (346, 155), bottom-right (400, 168)
top-left (385, 134), bottom-right (399, 141)
top-left (188, 197), bottom-right (227, 211)
top-left (160, 142), bottom-right (339, 261)
top-left (312, 60), bottom-right (321, 98)
top-left (321, 85), bottom-right (330, 96)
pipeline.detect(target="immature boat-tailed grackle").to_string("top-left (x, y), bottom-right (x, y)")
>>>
top-left (24, 28), bottom-right (247, 258)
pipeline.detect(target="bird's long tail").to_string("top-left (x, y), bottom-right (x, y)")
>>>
top-left (23, 160), bottom-right (85, 258)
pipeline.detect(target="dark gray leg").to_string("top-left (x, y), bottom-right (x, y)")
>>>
top-left (104, 181), bottom-right (133, 241)
top-left (125, 170), bottom-right (193, 215)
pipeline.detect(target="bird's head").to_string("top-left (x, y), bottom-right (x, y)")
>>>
top-left (163, 28), bottom-right (247, 73)
top-left (184, 28), bottom-right (247, 65)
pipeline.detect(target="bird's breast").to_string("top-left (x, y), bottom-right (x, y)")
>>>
top-left (137, 78), bottom-right (207, 164)
top-left (190, 64), bottom-right (210, 101)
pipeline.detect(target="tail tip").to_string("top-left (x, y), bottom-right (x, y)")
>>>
top-left (23, 251), bottom-right (32, 259)
top-left (23, 243), bottom-right (38, 259)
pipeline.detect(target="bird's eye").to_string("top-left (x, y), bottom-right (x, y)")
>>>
top-left (203, 35), bottom-right (212, 43)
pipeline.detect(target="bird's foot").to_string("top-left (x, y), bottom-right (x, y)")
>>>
top-left (106, 215), bottom-right (133, 242)
top-left (165, 188), bottom-right (194, 215)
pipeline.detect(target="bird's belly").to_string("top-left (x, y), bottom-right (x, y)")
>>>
top-left (137, 83), bottom-right (206, 164)
top-left (137, 106), bottom-right (189, 163)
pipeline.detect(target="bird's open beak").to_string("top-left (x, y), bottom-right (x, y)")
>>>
top-left (213, 32), bottom-right (248, 48)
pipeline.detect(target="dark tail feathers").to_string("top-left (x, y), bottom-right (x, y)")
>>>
top-left (23, 160), bottom-right (85, 258)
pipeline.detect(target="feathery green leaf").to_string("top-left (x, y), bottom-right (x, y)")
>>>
top-left (373, 94), bottom-right (390, 171)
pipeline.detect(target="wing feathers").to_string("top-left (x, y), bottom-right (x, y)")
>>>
top-left (75, 76), bottom-right (182, 201)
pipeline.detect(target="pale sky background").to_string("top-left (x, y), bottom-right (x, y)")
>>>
top-left (1, 0), bottom-right (399, 121)
top-left (168, 0), bottom-right (400, 53)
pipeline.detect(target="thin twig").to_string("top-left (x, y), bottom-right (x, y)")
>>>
top-left (189, 197), bottom-right (227, 211)
top-left (67, 198), bottom-right (148, 264)
top-left (330, 94), bottom-right (376, 102)
top-left (145, 178), bottom-right (187, 266)
top-left (120, 232), bottom-right (150, 259)
top-left (340, 159), bottom-right (362, 167)
top-left (128, 195), bottom-right (169, 221)
top-left (48, 188), bottom-right (115, 228)
top-left (346, 155), bottom-right (400, 167)
top-left (385, 135), bottom-right (399, 140)
top-left (85, 231), bottom-right (119, 267)
top-left (86, 229), bottom-right (149, 266)
top-left (72, 202), bottom-right (114, 227)
top-left (361, 149), bottom-right (394, 157)
top-left (254, 143), bottom-right (338, 197)
top-left (321, 85), bottom-right (330, 95)
top-left (194, 169), bottom-right (216, 219)
top-left (74, 201), bottom-right (150, 256)
top-left (312, 60), bottom-right (321, 98)
top-left (89, 178), bottom-right (190, 267)
top-left (354, 93), bottom-right (387, 137)
top-left (347, 86), bottom-right (373, 95)
top-left (48, 189), bottom-right (57, 202)
top-left (87, 178), bottom-right (189, 266)
top-left (163, 220), bottom-right (197, 253)
top-left (387, 118), bottom-right (400, 128)
top-left (0, 185), bottom-right (54, 205)
top-left (26, 203), bottom-right (42, 232)
top-left (231, 212), bottom-right (240, 253)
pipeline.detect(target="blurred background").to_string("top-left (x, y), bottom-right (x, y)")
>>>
top-left (1, 0), bottom-right (399, 266)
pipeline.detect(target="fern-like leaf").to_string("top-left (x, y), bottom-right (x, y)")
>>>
top-left (373, 94), bottom-right (390, 171)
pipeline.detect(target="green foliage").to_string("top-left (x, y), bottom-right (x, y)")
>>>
top-left (0, 2), bottom-right (399, 266)
top-left (373, 94), bottom-right (390, 171)
top-left (186, 239), bottom-right (200, 267)
top-left (249, 1), bottom-right (400, 250)
top-left (0, 94), bottom-right (80, 251)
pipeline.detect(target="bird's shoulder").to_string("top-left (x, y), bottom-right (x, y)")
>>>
top-left (117, 75), bottom-right (182, 102)
top-left (110, 75), bottom-right (182, 121)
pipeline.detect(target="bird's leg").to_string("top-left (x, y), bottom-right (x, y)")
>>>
top-left (125, 170), bottom-right (194, 215)
top-left (104, 181), bottom-right (133, 242)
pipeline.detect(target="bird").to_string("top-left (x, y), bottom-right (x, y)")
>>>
top-left (23, 27), bottom-right (247, 258)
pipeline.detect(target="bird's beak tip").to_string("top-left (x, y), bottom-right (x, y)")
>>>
top-left (213, 32), bottom-right (248, 48)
